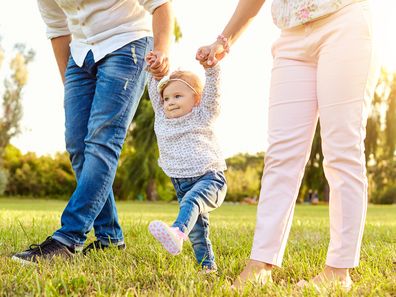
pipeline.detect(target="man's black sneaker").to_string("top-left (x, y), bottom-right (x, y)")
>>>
top-left (82, 240), bottom-right (126, 255)
top-left (12, 237), bottom-right (75, 264)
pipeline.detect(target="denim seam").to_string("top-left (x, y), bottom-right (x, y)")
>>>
top-left (90, 39), bottom-right (151, 235)
top-left (83, 63), bottom-right (141, 233)
top-left (96, 235), bottom-right (124, 245)
top-left (95, 39), bottom-right (149, 203)
top-left (202, 216), bottom-right (214, 268)
top-left (53, 232), bottom-right (84, 248)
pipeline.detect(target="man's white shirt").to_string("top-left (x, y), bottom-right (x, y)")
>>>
top-left (37, 0), bottom-right (168, 66)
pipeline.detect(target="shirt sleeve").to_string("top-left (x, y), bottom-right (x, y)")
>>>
top-left (37, 0), bottom-right (71, 39)
top-left (138, 0), bottom-right (169, 14)
top-left (147, 73), bottom-right (163, 114)
top-left (199, 65), bottom-right (221, 123)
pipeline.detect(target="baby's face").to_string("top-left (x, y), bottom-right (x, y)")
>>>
top-left (162, 81), bottom-right (199, 119)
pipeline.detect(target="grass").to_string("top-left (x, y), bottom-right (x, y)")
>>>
top-left (0, 198), bottom-right (395, 296)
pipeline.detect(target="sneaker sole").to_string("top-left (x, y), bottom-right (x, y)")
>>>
top-left (11, 255), bottom-right (37, 266)
top-left (148, 221), bottom-right (181, 255)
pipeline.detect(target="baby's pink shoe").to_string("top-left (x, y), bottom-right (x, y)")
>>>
top-left (148, 221), bottom-right (187, 255)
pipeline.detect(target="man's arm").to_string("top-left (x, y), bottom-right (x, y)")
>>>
top-left (37, 0), bottom-right (71, 83)
top-left (149, 2), bottom-right (173, 80)
top-left (51, 35), bottom-right (71, 84)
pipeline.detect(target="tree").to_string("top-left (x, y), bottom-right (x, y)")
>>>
top-left (117, 96), bottom-right (169, 201)
top-left (299, 124), bottom-right (328, 202)
top-left (116, 20), bottom-right (182, 201)
top-left (366, 70), bottom-right (396, 203)
top-left (384, 74), bottom-right (396, 158)
top-left (0, 41), bottom-right (34, 195)
top-left (225, 153), bottom-right (264, 202)
top-left (365, 69), bottom-right (392, 161)
top-left (0, 43), bottom-right (35, 157)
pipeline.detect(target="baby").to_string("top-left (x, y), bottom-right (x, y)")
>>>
top-left (145, 51), bottom-right (227, 272)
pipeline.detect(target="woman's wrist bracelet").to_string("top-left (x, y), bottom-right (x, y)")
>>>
top-left (217, 34), bottom-right (230, 53)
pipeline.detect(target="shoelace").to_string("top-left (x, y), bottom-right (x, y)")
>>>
top-left (27, 237), bottom-right (60, 255)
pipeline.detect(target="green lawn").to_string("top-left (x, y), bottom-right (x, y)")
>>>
top-left (0, 198), bottom-right (395, 296)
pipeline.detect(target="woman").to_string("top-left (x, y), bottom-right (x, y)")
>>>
top-left (196, 0), bottom-right (378, 290)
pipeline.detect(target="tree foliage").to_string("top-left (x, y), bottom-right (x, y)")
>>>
top-left (224, 153), bottom-right (264, 201)
top-left (0, 43), bottom-right (35, 157)
top-left (0, 41), bottom-right (34, 195)
top-left (299, 124), bottom-right (328, 202)
top-left (365, 70), bottom-right (396, 203)
top-left (116, 94), bottom-right (170, 201)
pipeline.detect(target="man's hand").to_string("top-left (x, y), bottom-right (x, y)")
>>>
top-left (146, 50), bottom-right (169, 80)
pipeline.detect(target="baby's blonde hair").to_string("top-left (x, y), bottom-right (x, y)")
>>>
top-left (160, 71), bottom-right (204, 102)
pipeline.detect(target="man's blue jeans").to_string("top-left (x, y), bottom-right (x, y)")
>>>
top-left (53, 37), bottom-right (153, 249)
top-left (171, 171), bottom-right (227, 269)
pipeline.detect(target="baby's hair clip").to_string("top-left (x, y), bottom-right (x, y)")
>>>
top-left (157, 75), bottom-right (170, 93)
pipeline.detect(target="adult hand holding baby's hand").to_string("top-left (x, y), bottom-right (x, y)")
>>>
top-left (146, 50), bottom-right (170, 80)
top-left (196, 36), bottom-right (229, 68)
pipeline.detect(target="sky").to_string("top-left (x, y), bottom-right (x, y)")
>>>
top-left (0, 0), bottom-right (395, 158)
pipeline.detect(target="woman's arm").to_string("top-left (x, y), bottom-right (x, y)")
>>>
top-left (196, 0), bottom-right (266, 67)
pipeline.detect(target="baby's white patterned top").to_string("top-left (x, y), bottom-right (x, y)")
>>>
top-left (148, 66), bottom-right (227, 178)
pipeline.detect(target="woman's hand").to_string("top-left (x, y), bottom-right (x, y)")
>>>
top-left (196, 0), bottom-right (266, 68)
top-left (196, 39), bottom-right (229, 68)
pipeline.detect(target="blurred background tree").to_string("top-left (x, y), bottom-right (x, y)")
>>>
top-left (224, 153), bottom-right (264, 202)
top-left (0, 41), bottom-right (35, 195)
top-left (114, 19), bottom-right (182, 201)
top-left (366, 70), bottom-right (396, 204)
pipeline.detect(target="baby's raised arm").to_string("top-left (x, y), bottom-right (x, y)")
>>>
top-left (147, 73), bottom-right (163, 113)
top-left (199, 65), bottom-right (221, 122)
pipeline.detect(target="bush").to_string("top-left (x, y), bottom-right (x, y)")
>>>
top-left (372, 185), bottom-right (396, 205)
top-left (2, 145), bottom-right (75, 197)
top-left (225, 167), bottom-right (261, 202)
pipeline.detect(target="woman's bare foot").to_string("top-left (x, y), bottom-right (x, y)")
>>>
top-left (232, 259), bottom-right (273, 289)
top-left (297, 265), bottom-right (352, 291)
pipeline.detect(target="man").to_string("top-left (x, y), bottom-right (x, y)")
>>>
top-left (12, 0), bottom-right (173, 263)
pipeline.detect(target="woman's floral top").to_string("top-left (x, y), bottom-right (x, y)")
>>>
top-left (271, 0), bottom-right (363, 29)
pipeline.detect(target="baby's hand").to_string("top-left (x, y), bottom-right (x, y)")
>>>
top-left (145, 51), bottom-right (156, 66)
top-left (196, 37), bottom-right (229, 68)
